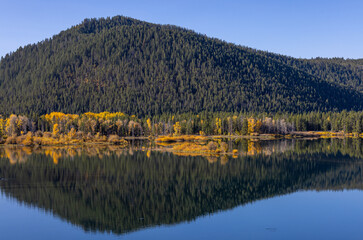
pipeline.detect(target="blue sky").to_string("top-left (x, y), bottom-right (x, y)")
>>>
top-left (1, 0), bottom-right (362, 59)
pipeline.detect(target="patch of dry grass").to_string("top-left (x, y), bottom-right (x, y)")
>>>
top-left (2, 132), bottom-right (128, 147)
top-left (5, 136), bottom-right (17, 144)
top-left (173, 142), bottom-right (209, 152)
top-left (107, 135), bottom-right (128, 146)
top-left (156, 135), bottom-right (208, 142)
top-left (172, 141), bottom-right (230, 155)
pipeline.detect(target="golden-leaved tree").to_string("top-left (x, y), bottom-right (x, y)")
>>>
top-left (173, 122), bottom-right (181, 136)
top-left (247, 118), bottom-right (262, 134)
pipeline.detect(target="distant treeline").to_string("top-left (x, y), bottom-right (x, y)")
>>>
top-left (1, 111), bottom-right (363, 139)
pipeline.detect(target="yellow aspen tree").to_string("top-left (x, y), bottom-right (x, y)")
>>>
top-left (248, 118), bottom-right (262, 134)
top-left (52, 124), bottom-right (60, 137)
top-left (173, 122), bottom-right (181, 136)
top-left (215, 118), bottom-right (222, 135)
top-left (146, 118), bottom-right (152, 136)
top-left (0, 118), bottom-right (5, 137)
top-left (68, 128), bottom-right (76, 139)
top-left (147, 118), bottom-right (152, 130)
top-left (247, 118), bottom-right (256, 134)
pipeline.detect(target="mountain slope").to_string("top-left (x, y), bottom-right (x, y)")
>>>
top-left (261, 53), bottom-right (363, 93)
top-left (0, 16), bottom-right (362, 116)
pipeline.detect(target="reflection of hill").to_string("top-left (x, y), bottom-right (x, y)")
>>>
top-left (0, 139), bottom-right (363, 235)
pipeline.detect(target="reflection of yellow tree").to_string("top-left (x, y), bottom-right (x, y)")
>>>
top-left (67, 148), bottom-right (77, 157)
top-left (128, 148), bottom-right (134, 156)
top-left (2, 146), bottom-right (134, 166)
top-left (206, 156), bottom-right (218, 163)
top-left (22, 147), bottom-right (33, 155)
top-left (5, 147), bottom-right (30, 164)
top-left (45, 149), bottom-right (62, 165)
top-left (220, 155), bottom-right (228, 165)
top-left (247, 140), bottom-right (262, 155)
top-left (146, 150), bottom-right (151, 158)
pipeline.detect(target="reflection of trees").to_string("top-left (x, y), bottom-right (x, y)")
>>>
top-left (234, 139), bottom-right (295, 156)
top-left (4, 146), bottom-right (32, 164)
top-left (247, 140), bottom-right (261, 155)
top-left (234, 138), bottom-right (363, 159)
top-left (0, 139), bottom-right (363, 235)
top-left (2, 138), bottom-right (362, 165)
top-left (0, 145), bottom-right (131, 165)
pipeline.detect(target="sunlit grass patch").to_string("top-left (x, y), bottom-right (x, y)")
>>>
top-left (155, 135), bottom-right (208, 142)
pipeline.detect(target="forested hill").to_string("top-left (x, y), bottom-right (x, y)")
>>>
top-left (0, 16), bottom-right (363, 116)
top-left (263, 53), bottom-right (363, 93)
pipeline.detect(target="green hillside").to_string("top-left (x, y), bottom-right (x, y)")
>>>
top-left (0, 16), bottom-right (362, 116)
top-left (264, 53), bottom-right (363, 92)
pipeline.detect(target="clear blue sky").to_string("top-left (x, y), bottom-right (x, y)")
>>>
top-left (1, 0), bottom-right (362, 59)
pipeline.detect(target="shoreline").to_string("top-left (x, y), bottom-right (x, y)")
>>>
top-left (0, 131), bottom-right (362, 147)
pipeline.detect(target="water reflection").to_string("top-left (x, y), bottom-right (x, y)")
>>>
top-left (0, 138), bottom-right (363, 235)
top-left (2, 138), bottom-right (363, 165)
top-left (0, 145), bottom-right (133, 165)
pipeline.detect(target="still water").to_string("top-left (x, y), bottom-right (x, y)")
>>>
top-left (1, 139), bottom-right (363, 239)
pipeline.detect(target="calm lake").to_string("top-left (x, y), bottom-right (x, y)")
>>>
top-left (1, 138), bottom-right (363, 239)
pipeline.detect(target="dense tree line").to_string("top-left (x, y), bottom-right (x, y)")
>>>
top-left (1, 111), bottom-right (363, 141)
top-left (0, 16), bottom-right (362, 116)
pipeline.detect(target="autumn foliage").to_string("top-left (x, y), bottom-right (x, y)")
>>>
top-left (1, 111), bottom-right (363, 147)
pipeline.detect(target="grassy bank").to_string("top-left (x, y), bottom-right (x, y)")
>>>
top-left (0, 132), bottom-right (128, 147)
